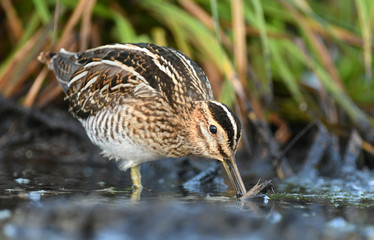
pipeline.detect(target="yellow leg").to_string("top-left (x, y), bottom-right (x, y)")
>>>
top-left (130, 165), bottom-right (142, 190)
top-left (130, 165), bottom-right (142, 201)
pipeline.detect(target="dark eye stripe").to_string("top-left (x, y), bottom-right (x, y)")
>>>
top-left (217, 144), bottom-right (228, 158)
top-left (207, 101), bottom-right (241, 150)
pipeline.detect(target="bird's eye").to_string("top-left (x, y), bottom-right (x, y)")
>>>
top-left (209, 125), bottom-right (217, 134)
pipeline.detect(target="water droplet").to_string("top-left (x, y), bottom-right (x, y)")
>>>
top-left (15, 178), bottom-right (30, 184)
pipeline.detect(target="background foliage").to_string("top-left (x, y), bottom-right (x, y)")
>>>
top-left (1, 0), bottom-right (374, 173)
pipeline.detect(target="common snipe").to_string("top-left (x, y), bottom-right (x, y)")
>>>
top-left (38, 43), bottom-right (247, 197)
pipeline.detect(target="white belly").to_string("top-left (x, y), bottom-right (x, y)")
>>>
top-left (80, 112), bottom-right (161, 171)
top-left (99, 138), bottom-right (160, 170)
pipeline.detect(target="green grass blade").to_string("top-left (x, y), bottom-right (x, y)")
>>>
top-left (270, 40), bottom-right (304, 104)
top-left (252, 0), bottom-right (272, 86)
top-left (17, 13), bottom-right (41, 48)
top-left (32, 0), bottom-right (51, 24)
top-left (355, 0), bottom-right (372, 81)
top-left (112, 11), bottom-right (137, 43)
top-left (210, 0), bottom-right (221, 43)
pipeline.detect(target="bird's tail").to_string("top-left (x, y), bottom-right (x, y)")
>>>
top-left (38, 49), bottom-right (81, 93)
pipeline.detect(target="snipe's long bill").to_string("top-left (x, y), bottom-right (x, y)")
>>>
top-left (222, 157), bottom-right (247, 197)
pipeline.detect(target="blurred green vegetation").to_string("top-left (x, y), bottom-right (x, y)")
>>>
top-left (0, 0), bottom-right (373, 153)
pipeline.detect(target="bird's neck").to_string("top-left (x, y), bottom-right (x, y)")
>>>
top-left (182, 102), bottom-right (210, 158)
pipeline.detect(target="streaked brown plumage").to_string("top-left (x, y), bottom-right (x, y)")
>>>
top-left (38, 43), bottom-right (246, 197)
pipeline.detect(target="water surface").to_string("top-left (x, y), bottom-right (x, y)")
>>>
top-left (1, 157), bottom-right (374, 240)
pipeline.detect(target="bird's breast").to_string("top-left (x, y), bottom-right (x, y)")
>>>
top-left (79, 103), bottom-right (190, 168)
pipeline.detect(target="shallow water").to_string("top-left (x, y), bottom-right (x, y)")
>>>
top-left (1, 157), bottom-right (374, 240)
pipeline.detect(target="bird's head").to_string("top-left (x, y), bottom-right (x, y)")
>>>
top-left (187, 100), bottom-right (246, 197)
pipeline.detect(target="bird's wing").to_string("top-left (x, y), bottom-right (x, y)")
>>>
top-left (48, 43), bottom-right (214, 118)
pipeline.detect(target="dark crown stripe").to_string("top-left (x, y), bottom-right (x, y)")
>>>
top-left (207, 101), bottom-right (241, 150)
